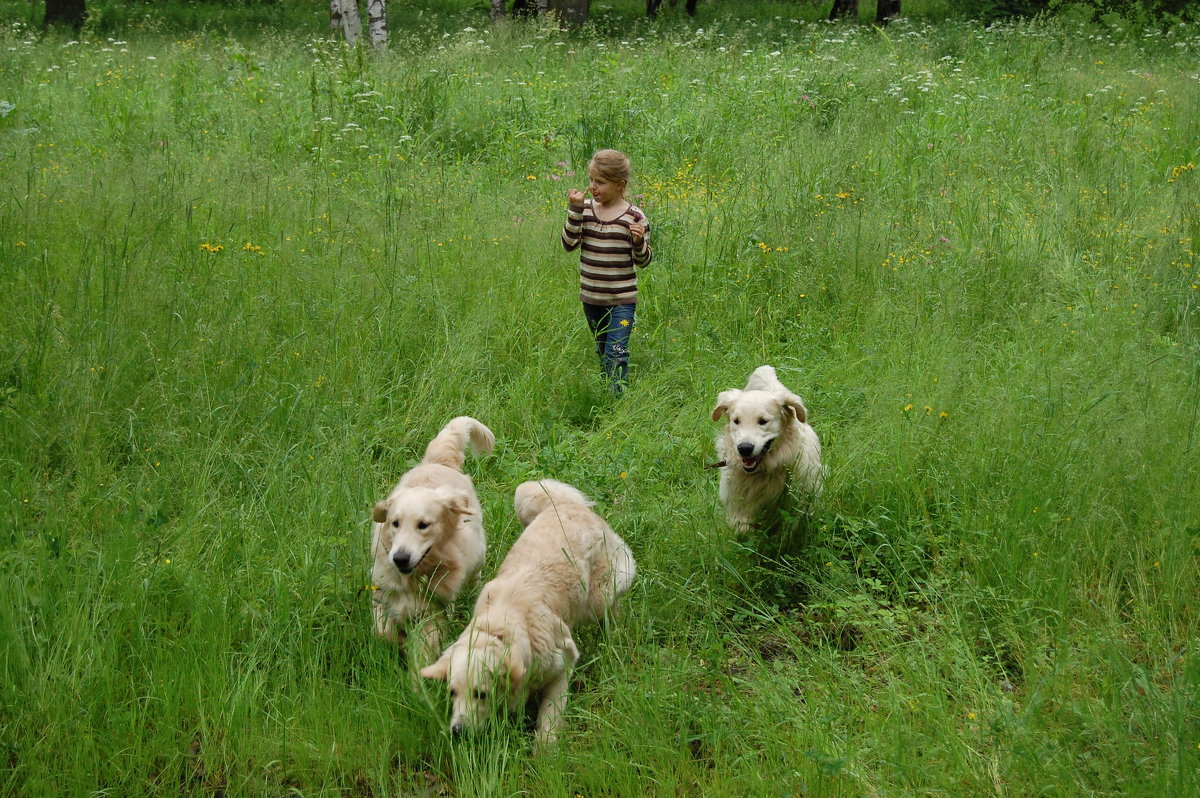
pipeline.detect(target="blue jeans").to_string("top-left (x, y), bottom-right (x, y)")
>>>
top-left (583, 302), bottom-right (635, 394)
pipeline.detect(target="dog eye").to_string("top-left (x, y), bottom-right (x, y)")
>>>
top-left (731, 417), bottom-right (740, 425)
top-left (449, 688), bottom-right (458, 699)
top-left (391, 520), bottom-right (399, 528)
top-left (417, 521), bottom-right (430, 530)
top-left (472, 689), bottom-right (487, 701)
top-left (758, 417), bottom-right (768, 426)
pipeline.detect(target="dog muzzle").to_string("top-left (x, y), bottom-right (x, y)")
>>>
top-left (738, 438), bottom-right (774, 473)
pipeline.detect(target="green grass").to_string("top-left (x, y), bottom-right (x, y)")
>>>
top-left (1, 2), bottom-right (1198, 795)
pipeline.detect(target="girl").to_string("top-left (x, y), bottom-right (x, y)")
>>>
top-left (561, 149), bottom-right (653, 395)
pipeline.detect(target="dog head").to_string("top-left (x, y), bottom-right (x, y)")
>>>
top-left (372, 485), bottom-right (472, 575)
top-left (513, 479), bottom-right (592, 526)
top-left (421, 624), bottom-right (528, 736)
top-left (712, 387), bottom-right (808, 474)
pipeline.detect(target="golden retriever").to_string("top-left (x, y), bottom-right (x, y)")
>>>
top-left (421, 479), bottom-right (635, 746)
top-left (370, 416), bottom-right (495, 663)
top-left (712, 365), bottom-right (823, 531)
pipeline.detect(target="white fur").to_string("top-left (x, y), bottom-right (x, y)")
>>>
top-left (422, 479), bottom-right (635, 747)
top-left (370, 416), bottom-right (495, 664)
top-left (712, 365), bottom-right (823, 531)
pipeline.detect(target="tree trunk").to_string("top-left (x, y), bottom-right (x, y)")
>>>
top-left (828, 0), bottom-right (857, 21)
top-left (648, 0), bottom-right (697, 17)
top-left (332, 0), bottom-right (362, 45)
top-left (875, 0), bottom-right (900, 24)
top-left (493, 0), bottom-right (544, 21)
top-left (549, 0), bottom-right (588, 25)
top-left (365, 0), bottom-right (387, 46)
top-left (44, 0), bottom-right (86, 30)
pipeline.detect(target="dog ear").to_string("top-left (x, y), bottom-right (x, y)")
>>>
top-left (504, 631), bottom-right (531, 688)
top-left (782, 392), bottom-right (808, 424)
top-left (562, 633), bottom-right (580, 668)
top-left (435, 486), bottom-right (472, 516)
top-left (420, 648), bottom-right (452, 681)
top-left (506, 655), bottom-right (525, 688)
top-left (372, 500), bottom-right (390, 524)
top-left (711, 390), bottom-right (740, 421)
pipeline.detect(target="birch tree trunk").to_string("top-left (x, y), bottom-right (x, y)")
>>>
top-left (331, 0), bottom-right (363, 45)
top-left (366, 0), bottom-right (387, 47)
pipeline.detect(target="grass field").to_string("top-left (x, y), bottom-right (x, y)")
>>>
top-left (1, 1), bottom-right (1198, 795)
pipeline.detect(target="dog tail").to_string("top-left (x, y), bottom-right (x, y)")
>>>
top-left (514, 479), bottom-right (592, 526)
top-left (422, 416), bottom-right (496, 471)
top-left (745, 365), bottom-right (779, 392)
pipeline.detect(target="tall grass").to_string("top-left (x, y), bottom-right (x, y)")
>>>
top-left (1, 3), bottom-right (1198, 795)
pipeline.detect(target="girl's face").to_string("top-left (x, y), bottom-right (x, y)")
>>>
top-left (588, 171), bottom-right (626, 205)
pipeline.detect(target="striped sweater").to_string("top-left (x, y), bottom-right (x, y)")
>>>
top-left (561, 199), bottom-right (653, 306)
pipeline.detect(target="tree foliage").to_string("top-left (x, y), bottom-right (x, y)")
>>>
top-left (955, 0), bottom-right (1195, 21)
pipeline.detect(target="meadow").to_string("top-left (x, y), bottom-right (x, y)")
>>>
top-left (1, 1), bottom-right (1198, 795)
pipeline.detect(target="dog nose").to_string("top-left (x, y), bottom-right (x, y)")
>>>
top-left (392, 553), bottom-right (413, 573)
top-left (736, 442), bottom-right (755, 457)
top-left (450, 721), bottom-right (464, 737)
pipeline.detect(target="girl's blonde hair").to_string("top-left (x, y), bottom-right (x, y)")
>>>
top-left (588, 149), bottom-right (632, 187)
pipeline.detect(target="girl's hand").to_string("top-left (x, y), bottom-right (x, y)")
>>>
top-left (629, 222), bottom-right (646, 244)
top-left (567, 188), bottom-right (586, 207)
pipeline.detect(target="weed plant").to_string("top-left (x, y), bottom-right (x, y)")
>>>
top-left (1, 2), bottom-right (1198, 795)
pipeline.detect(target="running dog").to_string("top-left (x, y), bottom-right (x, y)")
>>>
top-left (370, 416), bottom-right (495, 664)
top-left (712, 365), bottom-right (823, 531)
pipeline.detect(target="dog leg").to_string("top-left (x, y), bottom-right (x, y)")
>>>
top-left (373, 596), bottom-right (403, 644)
top-left (719, 471), bottom-right (754, 533)
top-left (533, 639), bottom-right (579, 748)
top-left (407, 612), bottom-right (445, 668)
top-left (724, 499), bottom-right (755, 533)
top-left (533, 673), bottom-right (569, 748)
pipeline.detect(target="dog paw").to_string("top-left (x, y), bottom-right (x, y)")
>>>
top-left (533, 730), bottom-right (559, 751)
